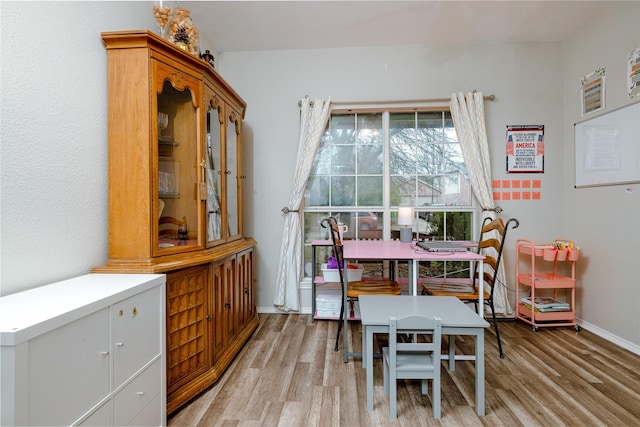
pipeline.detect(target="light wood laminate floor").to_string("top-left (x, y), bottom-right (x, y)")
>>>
top-left (168, 314), bottom-right (640, 426)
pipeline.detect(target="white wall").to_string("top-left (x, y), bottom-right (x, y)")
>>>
top-left (219, 42), bottom-right (567, 314)
top-left (561, 2), bottom-right (640, 351)
top-left (2, 2), bottom-right (638, 353)
top-left (0, 1), bottom-right (154, 295)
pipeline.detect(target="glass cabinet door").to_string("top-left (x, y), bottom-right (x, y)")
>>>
top-left (155, 72), bottom-right (203, 253)
top-left (206, 97), bottom-right (224, 246)
top-left (203, 81), bottom-right (243, 246)
top-left (226, 109), bottom-right (240, 239)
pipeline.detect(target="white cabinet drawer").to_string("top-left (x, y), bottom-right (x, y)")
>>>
top-left (78, 400), bottom-right (112, 426)
top-left (114, 359), bottom-right (161, 426)
top-left (28, 308), bottom-right (110, 426)
top-left (128, 393), bottom-right (162, 426)
top-left (112, 286), bottom-right (162, 387)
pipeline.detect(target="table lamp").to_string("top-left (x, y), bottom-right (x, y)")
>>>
top-left (398, 207), bottom-right (414, 243)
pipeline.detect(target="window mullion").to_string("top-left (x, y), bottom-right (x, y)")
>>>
top-left (382, 111), bottom-right (391, 239)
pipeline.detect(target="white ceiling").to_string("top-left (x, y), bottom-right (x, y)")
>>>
top-left (182, 1), bottom-right (611, 52)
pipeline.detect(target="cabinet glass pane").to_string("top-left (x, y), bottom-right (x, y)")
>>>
top-left (226, 115), bottom-right (239, 237)
top-left (157, 80), bottom-right (200, 250)
top-left (206, 107), bottom-right (223, 243)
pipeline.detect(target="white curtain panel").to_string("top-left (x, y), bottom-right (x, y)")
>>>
top-left (450, 92), bottom-right (512, 315)
top-left (273, 96), bottom-right (332, 312)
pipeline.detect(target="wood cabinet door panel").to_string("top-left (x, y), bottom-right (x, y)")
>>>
top-left (225, 257), bottom-right (238, 338)
top-left (238, 248), bottom-right (255, 327)
top-left (204, 84), bottom-right (225, 247)
top-left (153, 58), bottom-right (205, 256)
top-left (166, 265), bottom-right (210, 392)
top-left (211, 260), bottom-right (227, 358)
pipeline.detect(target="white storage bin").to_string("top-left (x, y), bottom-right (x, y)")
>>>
top-left (314, 289), bottom-right (361, 319)
top-left (316, 289), bottom-right (342, 310)
top-left (321, 263), bottom-right (363, 282)
top-left (316, 308), bottom-right (341, 318)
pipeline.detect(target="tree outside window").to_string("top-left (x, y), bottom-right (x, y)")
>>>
top-left (303, 109), bottom-right (475, 280)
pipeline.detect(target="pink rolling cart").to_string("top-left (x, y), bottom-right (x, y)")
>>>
top-left (516, 239), bottom-right (581, 331)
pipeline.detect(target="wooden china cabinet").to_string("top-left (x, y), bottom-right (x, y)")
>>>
top-left (92, 30), bottom-right (258, 414)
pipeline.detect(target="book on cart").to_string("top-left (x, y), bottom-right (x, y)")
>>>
top-left (520, 296), bottom-right (570, 312)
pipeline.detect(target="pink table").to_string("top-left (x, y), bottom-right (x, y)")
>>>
top-left (339, 240), bottom-right (485, 362)
top-left (342, 240), bottom-right (484, 296)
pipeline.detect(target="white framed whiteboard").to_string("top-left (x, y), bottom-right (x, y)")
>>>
top-left (574, 101), bottom-right (640, 188)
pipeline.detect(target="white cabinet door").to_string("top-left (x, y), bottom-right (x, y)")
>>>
top-left (112, 286), bottom-right (162, 388)
top-left (28, 308), bottom-right (110, 426)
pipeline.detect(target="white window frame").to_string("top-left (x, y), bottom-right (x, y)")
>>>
top-left (302, 105), bottom-right (479, 281)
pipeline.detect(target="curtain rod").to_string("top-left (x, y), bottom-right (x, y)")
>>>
top-left (299, 93), bottom-right (495, 107)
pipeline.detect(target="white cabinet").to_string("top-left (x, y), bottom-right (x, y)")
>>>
top-left (0, 274), bottom-right (166, 426)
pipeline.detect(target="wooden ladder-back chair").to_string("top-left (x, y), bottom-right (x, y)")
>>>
top-left (320, 217), bottom-right (401, 355)
top-left (383, 315), bottom-right (442, 419)
top-left (422, 217), bottom-right (519, 358)
top-left (159, 216), bottom-right (185, 239)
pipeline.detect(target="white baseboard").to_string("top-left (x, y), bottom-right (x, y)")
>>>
top-left (257, 306), bottom-right (311, 315)
top-left (576, 318), bottom-right (640, 356)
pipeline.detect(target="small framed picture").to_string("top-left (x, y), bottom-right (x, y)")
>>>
top-left (628, 47), bottom-right (640, 99)
top-left (581, 67), bottom-right (605, 116)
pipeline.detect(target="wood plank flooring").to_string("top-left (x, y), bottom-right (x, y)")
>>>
top-left (168, 314), bottom-right (640, 426)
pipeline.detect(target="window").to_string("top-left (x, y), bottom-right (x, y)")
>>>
top-left (303, 109), bottom-right (476, 280)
